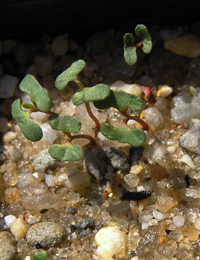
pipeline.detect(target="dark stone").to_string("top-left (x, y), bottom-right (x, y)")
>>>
top-left (129, 146), bottom-right (144, 165)
top-left (40, 209), bottom-right (48, 214)
top-left (121, 191), bottom-right (151, 201)
top-left (75, 218), bottom-right (95, 236)
top-left (106, 147), bottom-right (131, 172)
top-left (83, 145), bottom-right (109, 181)
top-left (68, 208), bottom-right (77, 214)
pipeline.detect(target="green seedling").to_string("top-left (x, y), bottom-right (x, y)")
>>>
top-left (11, 24), bottom-right (152, 163)
top-left (123, 24), bottom-right (152, 65)
top-left (32, 250), bottom-right (47, 260)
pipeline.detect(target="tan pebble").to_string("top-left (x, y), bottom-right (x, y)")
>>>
top-left (2, 131), bottom-right (17, 143)
top-left (10, 218), bottom-right (28, 241)
top-left (164, 35), bottom-right (200, 58)
top-left (159, 236), bottom-right (166, 244)
top-left (149, 164), bottom-right (167, 181)
top-left (130, 165), bottom-right (143, 174)
top-left (181, 225), bottom-right (200, 241)
top-left (156, 188), bottom-right (178, 212)
top-left (157, 85), bottom-right (173, 97)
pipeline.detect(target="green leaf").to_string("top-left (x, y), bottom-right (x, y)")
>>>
top-left (93, 90), bottom-right (143, 111)
top-left (48, 114), bottom-right (81, 133)
top-left (49, 144), bottom-right (83, 161)
top-left (123, 33), bottom-right (137, 65)
top-left (135, 24), bottom-right (152, 54)
top-left (11, 99), bottom-right (43, 142)
top-left (55, 59), bottom-right (86, 90)
top-left (21, 102), bottom-right (37, 110)
top-left (33, 250), bottom-right (47, 260)
top-left (20, 74), bottom-right (52, 113)
top-left (72, 84), bottom-right (110, 106)
top-left (100, 123), bottom-right (146, 147)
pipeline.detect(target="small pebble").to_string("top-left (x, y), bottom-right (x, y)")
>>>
top-left (194, 217), bottom-right (200, 231)
top-left (0, 231), bottom-right (16, 260)
top-left (4, 215), bottom-right (17, 228)
top-left (0, 117), bottom-right (9, 133)
top-left (165, 34), bottom-right (200, 58)
top-left (173, 215), bottom-right (185, 228)
top-left (0, 74), bottom-right (19, 98)
top-left (130, 165), bottom-right (143, 174)
top-left (157, 85), bottom-right (173, 97)
top-left (2, 131), bottom-right (17, 143)
top-left (95, 226), bottom-right (128, 260)
top-left (10, 218), bottom-right (28, 241)
top-left (178, 154), bottom-right (195, 168)
top-left (51, 34), bottom-right (68, 56)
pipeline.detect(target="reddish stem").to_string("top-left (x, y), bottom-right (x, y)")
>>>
top-left (135, 40), bottom-right (143, 49)
top-left (85, 102), bottom-right (101, 131)
top-left (66, 132), bottom-right (97, 146)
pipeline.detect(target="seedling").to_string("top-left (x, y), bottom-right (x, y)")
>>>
top-left (123, 24), bottom-right (152, 65)
top-left (11, 24), bottom-right (152, 162)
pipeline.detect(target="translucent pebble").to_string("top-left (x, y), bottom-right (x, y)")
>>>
top-left (16, 172), bottom-right (36, 190)
top-left (155, 188), bottom-right (179, 212)
top-left (153, 144), bottom-right (173, 169)
top-left (138, 214), bottom-right (153, 223)
top-left (40, 123), bottom-right (60, 145)
top-left (10, 218), bottom-right (28, 241)
top-left (157, 85), bottom-right (173, 97)
top-left (4, 215), bottom-right (17, 228)
top-left (95, 226), bottom-right (128, 260)
top-left (144, 107), bottom-right (164, 128)
top-left (57, 169), bottom-right (91, 191)
top-left (167, 146), bottom-right (176, 153)
top-left (30, 111), bottom-right (48, 122)
top-left (155, 97), bottom-right (168, 110)
top-left (101, 211), bottom-right (112, 225)
top-left (124, 174), bottom-right (139, 187)
top-left (173, 215), bottom-right (185, 228)
top-left (4, 171), bottom-right (18, 186)
top-left (153, 210), bottom-right (168, 221)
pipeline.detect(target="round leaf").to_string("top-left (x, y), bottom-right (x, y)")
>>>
top-left (55, 59), bottom-right (86, 90)
top-left (49, 144), bottom-right (83, 161)
top-left (11, 99), bottom-right (43, 142)
top-left (48, 114), bottom-right (81, 133)
top-left (135, 24), bottom-right (152, 54)
top-left (123, 33), bottom-right (137, 65)
top-left (33, 250), bottom-right (47, 260)
top-left (93, 90), bottom-right (143, 112)
top-left (20, 74), bottom-right (52, 113)
top-left (100, 123), bottom-right (146, 147)
top-left (72, 84), bottom-right (110, 106)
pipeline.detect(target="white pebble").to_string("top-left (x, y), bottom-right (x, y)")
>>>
top-left (144, 107), bottom-right (164, 128)
top-left (141, 222), bottom-right (149, 230)
top-left (10, 218), bottom-right (28, 241)
top-left (178, 154), bottom-right (195, 168)
top-left (40, 123), bottom-right (60, 145)
top-left (138, 214), bottom-right (153, 223)
top-left (194, 217), bottom-right (200, 231)
top-left (173, 215), bottom-right (185, 228)
top-left (4, 215), bottom-right (17, 228)
top-left (153, 210), bottom-right (168, 221)
top-left (95, 226), bottom-right (128, 260)
top-left (167, 146), bottom-right (176, 153)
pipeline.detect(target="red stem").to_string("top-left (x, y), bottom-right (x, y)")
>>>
top-left (66, 132), bottom-right (97, 146)
top-left (85, 102), bottom-right (101, 131)
top-left (135, 40), bottom-right (143, 49)
top-left (128, 115), bottom-right (149, 130)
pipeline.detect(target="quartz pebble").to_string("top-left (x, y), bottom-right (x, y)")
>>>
top-left (95, 226), bottom-right (128, 260)
top-left (26, 222), bottom-right (66, 248)
top-left (57, 168), bottom-right (91, 191)
top-left (164, 35), bottom-right (200, 58)
top-left (2, 131), bottom-right (17, 143)
top-left (179, 123), bottom-right (200, 154)
top-left (178, 154), bottom-right (194, 168)
top-left (155, 188), bottom-right (179, 212)
top-left (157, 85), bottom-right (173, 97)
top-left (173, 215), bottom-right (185, 228)
top-left (144, 107), bottom-right (164, 128)
top-left (124, 173), bottom-right (139, 187)
top-left (0, 231), bottom-right (16, 260)
top-left (0, 74), bottom-right (18, 98)
top-left (40, 123), bottom-right (60, 144)
top-left (10, 218), bottom-right (28, 241)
